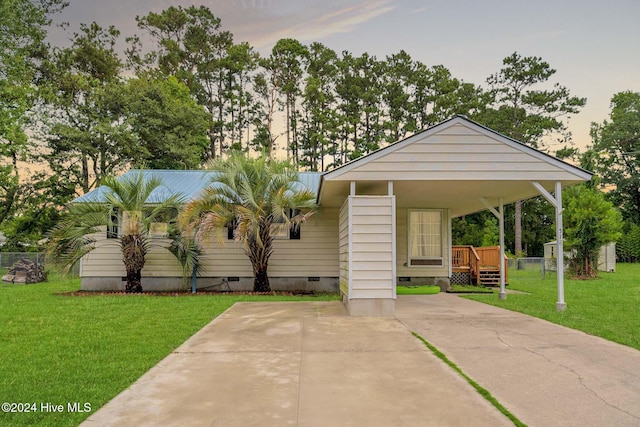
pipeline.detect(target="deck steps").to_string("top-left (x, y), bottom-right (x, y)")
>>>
top-left (479, 269), bottom-right (501, 285)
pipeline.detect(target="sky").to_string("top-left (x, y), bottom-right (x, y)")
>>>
top-left (49, 0), bottom-right (640, 152)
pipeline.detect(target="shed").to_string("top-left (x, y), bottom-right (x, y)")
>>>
top-left (543, 241), bottom-right (616, 273)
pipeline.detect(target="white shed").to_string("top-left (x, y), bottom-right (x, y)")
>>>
top-left (544, 241), bottom-right (616, 273)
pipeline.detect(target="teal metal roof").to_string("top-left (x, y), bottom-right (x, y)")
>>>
top-left (73, 170), bottom-right (323, 203)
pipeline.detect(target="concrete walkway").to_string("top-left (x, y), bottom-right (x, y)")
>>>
top-left (82, 301), bottom-right (511, 426)
top-left (396, 293), bottom-right (640, 427)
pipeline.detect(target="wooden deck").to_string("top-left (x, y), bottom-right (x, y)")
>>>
top-left (452, 245), bottom-right (508, 286)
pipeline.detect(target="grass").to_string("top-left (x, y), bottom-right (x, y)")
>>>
top-left (396, 285), bottom-right (440, 295)
top-left (0, 274), bottom-right (338, 427)
top-left (464, 262), bottom-right (640, 351)
top-left (412, 332), bottom-right (526, 427)
top-left (448, 284), bottom-right (494, 293)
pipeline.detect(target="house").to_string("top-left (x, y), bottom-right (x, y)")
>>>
top-left (75, 116), bottom-right (592, 316)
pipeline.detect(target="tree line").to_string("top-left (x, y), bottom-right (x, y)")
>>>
top-left (1, 1), bottom-right (636, 277)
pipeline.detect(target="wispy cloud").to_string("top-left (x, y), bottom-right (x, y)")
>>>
top-left (218, 0), bottom-right (397, 51)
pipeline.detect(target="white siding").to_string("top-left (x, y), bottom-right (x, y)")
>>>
top-left (326, 123), bottom-right (589, 183)
top-left (81, 230), bottom-right (183, 277)
top-left (349, 196), bottom-right (395, 300)
top-left (81, 208), bottom-right (339, 279)
top-left (339, 198), bottom-right (350, 296)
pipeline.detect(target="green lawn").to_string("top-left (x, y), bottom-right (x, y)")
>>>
top-left (448, 284), bottom-right (494, 293)
top-left (464, 263), bottom-right (640, 351)
top-left (0, 275), bottom-right (338, 427)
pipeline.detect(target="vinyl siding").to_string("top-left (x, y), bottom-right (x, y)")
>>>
top-left (339, 199), bottom-right (350, 296)
top-left (81, 231), bottom-right (182, 277)
top-left (327, 123), bottom-right (587, 182)
top-left (349, 196), bottom-right (395, 299)
top-left (81, 208), bottom-right (339, 279)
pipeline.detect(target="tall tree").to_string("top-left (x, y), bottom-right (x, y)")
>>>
top-left (252, 66), bottom-right (280, 156)
top-left (563, 185), bottom-right (622, 278)
top-left (125, 74), bottom-right (210, 169)
top-left (300, 42), bottom-right (338, 171)
top-left (381, 50), bottom-right (416, 143)
top-left (482, 52), bottom-right (586, 255)
top-left (223, 42), bottom-right (259, 151)
top-left (334, 51), bottom-right (385, 163)
top-left (0, 0), bottom-right (66, 227)
top-left (180, 152), bottom-right (316, 292)
top-left (134, 5), bottom-right (234, 158)
top-left (590, 91), bottom-right (640, 223)
top-left (44, 22), bottom-right (137, 193)
top-left (47, 171), bottom-right (199, 292)
top-left (267, 39), bottom-right (308, 163)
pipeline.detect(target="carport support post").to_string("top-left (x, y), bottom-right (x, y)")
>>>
top-left (480, 197), bottom-right (506, 300)
top-left (532, 181), bottom-right (566, 312)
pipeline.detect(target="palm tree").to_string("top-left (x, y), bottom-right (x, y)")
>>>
top-left (180, 152), bottom-right (316, 292)
top-left (47, 171), bottom-right (199, 293)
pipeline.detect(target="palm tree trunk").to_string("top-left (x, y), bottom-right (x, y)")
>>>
top-left (247, 220), bottom-right (274, 292)
top-left (121, 234), bottom-right (146, 293)
top-left (254, 268), bottom-right (270, 293)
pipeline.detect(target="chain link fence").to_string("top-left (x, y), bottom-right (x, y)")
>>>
top-left (508, 257), bottom-right (549, 280)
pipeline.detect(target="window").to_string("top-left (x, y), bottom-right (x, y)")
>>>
top-left (227, 219), bottom-right (236, 240)
top-left (107, 208), bottom-right (119, 239)
top-left (271, 209), bottom-right (304, 240)
top-left (227, 210), bottom-right (303, 240)
top-left (270, 209), bottom-right (297, 240)
top-left (149, 222), bottom-right (168, 238)
top-left (408, 210), bottom-right (443, 266)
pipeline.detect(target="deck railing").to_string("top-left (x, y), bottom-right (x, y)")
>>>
top-left (452, 245), bottom-right (508, 284)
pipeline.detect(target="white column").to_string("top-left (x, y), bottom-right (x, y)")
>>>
top-left (498, 198), bottom-right (506, 300)
top-left (480, 197), bottom-right (506, 300)
top-left (350, 181), bottom-right (356, 196)
top-left (555, 182), bottom-right (566, 311)
top-left (532, 181), bottom-right (566, 312)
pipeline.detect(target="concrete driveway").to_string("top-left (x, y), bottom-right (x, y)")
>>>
top-left (396, 293), bottom-right (640, 427)
top-left (81, 301), bottom-right (511, 426)
top-left (82, 294), bottom-right (640, 426)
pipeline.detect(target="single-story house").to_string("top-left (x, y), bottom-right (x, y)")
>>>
top-left (75, 116), bottom-right (592, 316)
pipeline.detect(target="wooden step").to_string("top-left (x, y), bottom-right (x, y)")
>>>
top-left (479, 269), bottom-right (500, 285)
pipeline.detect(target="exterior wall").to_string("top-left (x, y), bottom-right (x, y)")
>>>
top-left (598, 242), bottom-right (616, 273)
top-left (328, 123), bottom-right (585, 182)
top-left (339, 199), bottom-right (350, 296)
top-left (339, 195), bottom-right (396, 317)
top-left (348, 196), bottom-right (395, 300)
top-left (80, 208), bottom-right (339, 291)
top-left (395, 207), bottom-right (450, 282)
top-left (80, 231), bottom-right (182, 278)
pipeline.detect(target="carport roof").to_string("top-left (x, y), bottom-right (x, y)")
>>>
top-left (317, 116), bottom-right (592, 216)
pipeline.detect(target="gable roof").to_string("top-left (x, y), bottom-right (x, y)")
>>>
top-left (317, 115), bottom-right (592, 215)
top-left (322, 115), bottom-right (592, 182)
top-left (73, 170), bottom-right (323, 203)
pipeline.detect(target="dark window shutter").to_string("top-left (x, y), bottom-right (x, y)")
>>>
top-left (289, 209), bottom-right (301, 240)
top-left (227, 220), bottom-right (236, 240)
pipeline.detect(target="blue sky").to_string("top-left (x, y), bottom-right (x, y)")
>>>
top-left (52, 0), bottom-right (640, 151)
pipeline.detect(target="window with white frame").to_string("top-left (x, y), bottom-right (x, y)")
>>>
top-left (408, 210), bottom-right (443, 266)
top-left (269, 209), bottom-right (301, 240)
